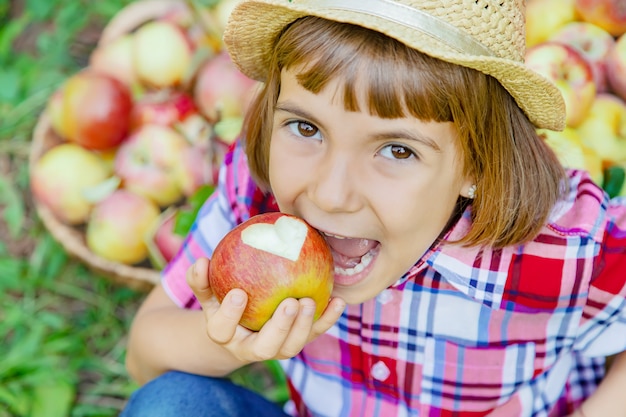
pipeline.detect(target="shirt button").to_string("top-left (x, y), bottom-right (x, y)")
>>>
top-left (376, 290), bottom-right (393, 305)
top-left (371, 360), bottom-right (391, 381)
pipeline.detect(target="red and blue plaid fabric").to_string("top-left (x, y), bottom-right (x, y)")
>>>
top-left (162, 141), bottom-right (626, 416)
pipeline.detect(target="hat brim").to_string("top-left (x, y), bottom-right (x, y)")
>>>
top-left (223, 0), bottom-right (565, 131)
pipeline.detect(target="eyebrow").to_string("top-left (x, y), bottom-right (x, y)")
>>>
top-left (275, 101), bottom-right (442, 152)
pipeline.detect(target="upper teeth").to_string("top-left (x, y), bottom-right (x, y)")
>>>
top-left (322, 232), bottom-right (347, 239)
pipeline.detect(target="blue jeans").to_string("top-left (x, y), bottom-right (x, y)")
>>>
top-left (120, 371), bottom-right (290, 417)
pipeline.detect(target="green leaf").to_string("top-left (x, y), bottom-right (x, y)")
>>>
top-left (30, 382), bottom-right (76, 417)
top-left (0, 173), bottom-right (25, 238)
top-left (0, 14), bottom-right (30, 60)
top-left (26, 0), bottom-right (55, 20)
top-left (174, 184), bottom-right (215, 236)
top-left (603, 165), bottom-right (626, 199)
top-left (0, 69), bottom-right (21, 102)
top-left (0, 257), bottom-right (26, 291)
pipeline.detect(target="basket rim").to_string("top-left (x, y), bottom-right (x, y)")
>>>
top-left (30, 112), bottom-right (161, 291)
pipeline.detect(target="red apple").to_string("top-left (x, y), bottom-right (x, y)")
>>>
top-left (193, 51), bottom-right (259, 123)
top-left (54, 70), bottom-right (133, 150)
top-left (549, 22), bottom-right (615, 93)
top-left (86, 189), bottom-right (161, 265)
top-left (209, 212), bottom-right (334, 331)
top-left (133, 20), bottom-right (193, 88)
top-left (575, 0), bottom-right (626, 37)
top-left (31, 143), bottom-right (112, 225)
top-left (114, 124), bottom-right (190, 207)
top-left (606, 33), bottom-right (626, 102)
top-left (175, 145), bottom-right (214, 197)
top-left (130, 90), bottom-right (198, 131)
top-left (525, 41), bottom-right (596, 128)
top-left (577, 93), bottom-right (626, 165)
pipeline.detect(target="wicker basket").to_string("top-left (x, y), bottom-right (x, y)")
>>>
top-left (29, 113), bottom-right (161, 291)
top-left (28, 0), bottom-right (196, 291)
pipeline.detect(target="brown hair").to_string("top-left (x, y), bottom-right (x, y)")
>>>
top-left (242, 16), bottom-right (567, 248)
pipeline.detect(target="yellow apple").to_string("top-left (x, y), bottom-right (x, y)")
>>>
top-left (577, 93), bottom-right (626, 165)
top-left (31, 144), bottom-right (112, 225)
top-left (86, 189), bottom-right (161, 265)
top-left (539, 127), bottom-right (604, 186)
top-left (526, 0), bottom-right (577, 47)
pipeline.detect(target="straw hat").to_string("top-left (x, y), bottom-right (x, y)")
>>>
top-left (223, 0), bottom-right (566, 131)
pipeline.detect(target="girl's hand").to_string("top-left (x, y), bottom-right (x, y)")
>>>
top-left (186, 257), bottom-right (346, 364)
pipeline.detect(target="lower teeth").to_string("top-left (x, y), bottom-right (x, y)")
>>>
top-left (335, 251), bottom-right (373, 276)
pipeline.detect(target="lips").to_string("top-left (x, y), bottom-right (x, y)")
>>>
top-left (322, 232), bottom-right (380, 281)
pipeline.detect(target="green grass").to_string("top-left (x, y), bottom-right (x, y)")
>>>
top-left (0, 1), bottom-right (287, 415)
top-left (1, 1), bottom-right (146, 414)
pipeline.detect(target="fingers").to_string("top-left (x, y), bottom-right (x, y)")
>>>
top-left (252, 296), bottom-right (346, 360)
top-left (207, 289), bottom-right (249, 344)
top-left (187, 259), bottom-right (346, 362)
top-left (252, 298), bottom-right (303, 360)
top-left (310, 297), bottom-right (346, 339)
top-left (186, 258), bottom-right (213, 306)
top-left (186, 258), bottom-right (249, 344)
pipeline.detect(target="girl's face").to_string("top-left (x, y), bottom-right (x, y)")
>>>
top-left (269, 70), bottom-right (473, 304)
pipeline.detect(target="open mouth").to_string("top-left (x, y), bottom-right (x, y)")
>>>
top-left (321, 232), bottom-right (380, 279)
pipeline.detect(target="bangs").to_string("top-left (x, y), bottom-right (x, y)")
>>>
top-left (275, 16), bottom-right (462, 122)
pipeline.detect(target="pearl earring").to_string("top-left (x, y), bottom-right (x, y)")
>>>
top-left (467, 185), bottom-right (477, 199)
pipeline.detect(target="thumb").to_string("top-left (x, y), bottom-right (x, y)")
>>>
top-left (186, 257), bottom-right (215, 307)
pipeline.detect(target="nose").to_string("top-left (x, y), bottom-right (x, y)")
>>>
top-left (309, 152), bottom-right (362, 214)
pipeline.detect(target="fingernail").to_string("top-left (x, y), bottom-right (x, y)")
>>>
top-left (230, 293), bottom-right (244, 307)
top-left (302, 305), bottom-right (315, 316)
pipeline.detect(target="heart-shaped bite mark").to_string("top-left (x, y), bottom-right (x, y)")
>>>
top-left (241, 216), bottom-right (307, 261)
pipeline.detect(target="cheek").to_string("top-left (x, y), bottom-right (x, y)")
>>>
top-left (268, 141), bottom-right (300, 202)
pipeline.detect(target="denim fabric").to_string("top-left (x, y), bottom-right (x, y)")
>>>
top-left (120, 371), bottom-right (290, 417)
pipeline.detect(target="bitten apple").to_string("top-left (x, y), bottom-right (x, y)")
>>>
top-left (525, 41), bottom-right (596, 128)
top-left (209, 212), bottom-right (334, 331)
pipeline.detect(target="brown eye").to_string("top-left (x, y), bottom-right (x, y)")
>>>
top-left (297, 122), bottom-right (318, 137)
top-left (390, 145), bottom-right (412, 159)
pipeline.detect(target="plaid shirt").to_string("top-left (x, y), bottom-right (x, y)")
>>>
top-left (162, 141), bottom-right (626, 416)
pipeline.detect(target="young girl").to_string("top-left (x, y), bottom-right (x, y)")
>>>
top-left (121, 0), bottom-right (626, 416)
